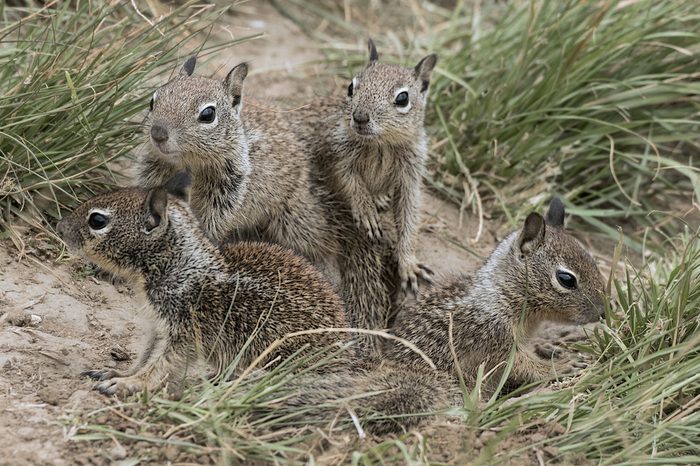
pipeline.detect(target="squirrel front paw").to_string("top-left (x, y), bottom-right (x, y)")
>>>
top-left (81, 368), bottom-right (123, 381)
top-left (94, 375), bottom-right (145, 397)
top-left (352, 201), bottom-right (383, 240)
top-left (398, 256), bottom-right (434, 297)
top-left (533, 342), bottom-right (588, 376)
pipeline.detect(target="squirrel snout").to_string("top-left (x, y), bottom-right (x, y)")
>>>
top-left (150, 125), bottom-right (169, 144)
top-left (56, 218), bottom-right (77, 249)
top-left (352, 110), bottom-right (370, 125)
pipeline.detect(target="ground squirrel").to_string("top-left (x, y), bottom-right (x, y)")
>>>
top-left (286, 199), bottom-right (606, 434)
top-left (294, 39), bottom-right (438, 295)
top-left (387, 197), bottom-right (606, 389)
top-left (56, 174), bottom-right (348, 397)
top-left (137, 58), bottom-right (338, 272)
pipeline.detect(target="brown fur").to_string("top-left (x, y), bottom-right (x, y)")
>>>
top-left (56, 183), bottom-right (347, 397)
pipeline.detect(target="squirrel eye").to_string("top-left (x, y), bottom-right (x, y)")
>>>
top-left (198, 106), bottom-right (216, 123)
top-left (149, 97), bottom-right (154, 111)
top-left (394, 91), bottom-right (409, 107)
top-left (88, 212), bottom-right (109, 231)
top-left (347, 82), bottom-right (354, 98)
top-left (556, 271), bottom-right (577, 290)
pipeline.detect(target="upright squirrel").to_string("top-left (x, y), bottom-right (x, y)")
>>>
top-left (136, 58), bottom-right (339, 273)
top-left (293, 39), bottom-right (438, 296)
top-left (57, 174), bottom-right (348, 397)
top-left (286, 199), bottom-right (606, 434)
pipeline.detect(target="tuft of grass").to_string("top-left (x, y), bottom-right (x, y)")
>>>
top-left (272, 0), bottom-right (700, 246)
top-left (0, 1), bottom-right (248, 251)
top-left (427, 0), bottom-right (700, 245)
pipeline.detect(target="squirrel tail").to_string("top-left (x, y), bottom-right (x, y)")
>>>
top-left (280, 363), bottom-right (453, 435)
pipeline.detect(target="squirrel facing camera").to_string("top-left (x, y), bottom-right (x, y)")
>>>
top-left (146, 59), bottom-right (250, 167)
top-left (347, 39), bottom-right (438, 139)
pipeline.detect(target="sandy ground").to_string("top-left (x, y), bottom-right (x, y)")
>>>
top-left (0, 3), bottom-right (591, 464)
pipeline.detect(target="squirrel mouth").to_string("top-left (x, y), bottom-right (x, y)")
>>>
top-left (352, 124), bottom-right (378, 138)
top-left (151, 143), bottom-right (181, 158)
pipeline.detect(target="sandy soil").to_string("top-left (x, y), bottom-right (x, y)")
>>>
top-left (0, 3), bottom-right (594, 464)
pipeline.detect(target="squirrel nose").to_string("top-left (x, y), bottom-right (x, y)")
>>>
top-left (150, 125), bottom-right (169, 144)
top-left (352, 110), bottom-right (370, 125)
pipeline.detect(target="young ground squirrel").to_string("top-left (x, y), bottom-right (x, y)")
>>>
top-left (137, 58), bottom-right (338, 272)
top-left (288, 199), bottom-right (606, 434)
top-left (56, 174), bottom-right (347, 397)
top-left (293, 39), bottom-right (438, 295)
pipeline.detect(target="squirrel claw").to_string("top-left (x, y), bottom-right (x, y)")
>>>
top-left (398, 259), bottom-right (432, 298)
top-left (417, 263), bottom-right (434, 283)
top-left (82, 369), bottom-right (121, 381)
top-left (95, 376), bottom-right (143, 397)
top-left (534, 342), bottom-right (564, 360)
top-left (353, 202), bottom-right (382, 241)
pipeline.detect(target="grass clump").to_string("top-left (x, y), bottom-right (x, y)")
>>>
top-left (428, 0), bottom-right (700, 243)
top-left (0, 1), bottom-right (242, 250)
top-left (276, 0), bottom-right (700, 244)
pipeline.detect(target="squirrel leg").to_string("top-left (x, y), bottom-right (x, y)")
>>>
top-left (337, 167), bottom-right (383, 240)
top-left (93, 337), bottom-right (187, 398)
top-left (374, 194), bottom-right (392, 212)
top-left (393, 170), bottom-right (433, 296)
top-left (509, 347), bottom-right (584, 388)
top-left (136, 154), bottom-right (178, 189)
top-left (81, 329), bottom-right (164, 382)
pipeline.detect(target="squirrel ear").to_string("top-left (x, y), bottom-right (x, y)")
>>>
top-left (518, 212), bottom-right (545, 256)
top-left (180, 56), bottom-right (196, 77)
top-left (368, 38), bottom-right (379, 62)
top-left (164, 171), bottom-right (192, 203)
top-left (414, 53), bottom-right (438, 92)
top-left (545, 197), bottom-right (566, 228)
top-left (224, 62), bottom-right (248, 107)
top-left (144, 188), bottom-right (168, 232)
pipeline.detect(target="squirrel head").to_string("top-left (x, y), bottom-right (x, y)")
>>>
top-left (145, 57), bottom-right (249, 170)
top-left (490, 198), bottom-right (607, 326)
top-left (346, 38), bottom-right (437, 143)
top-left (57, 173), bottom-right (195, 280)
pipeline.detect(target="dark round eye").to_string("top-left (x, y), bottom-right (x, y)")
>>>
top-left (556, 271), bottom-right (577, 290)
top-left (198, 106), bottom-right (216, 123)
top-left (88, 212), bottom-right (109, 231)
top-left (149, 97), bottom-right (154, 111)
top-left (394, 91), bottom-right (409, 107)
top-left (347, 82), bottom-right (354, 97)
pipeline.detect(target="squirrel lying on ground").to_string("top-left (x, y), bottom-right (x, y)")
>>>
top-left (57, 174), bottom-right (348, 397)
top-left (284, 198), bottom-right (607, 434)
